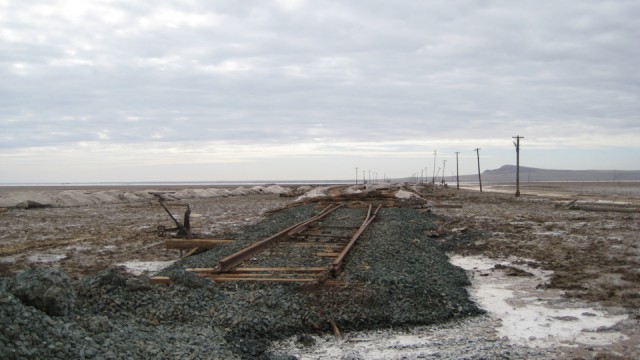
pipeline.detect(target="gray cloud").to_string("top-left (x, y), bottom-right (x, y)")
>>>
top-left (1, 0), bottom-right (639, 181)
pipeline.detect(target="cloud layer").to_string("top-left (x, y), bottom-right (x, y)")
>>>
top-left (1, 1), bottom-right (639, 181)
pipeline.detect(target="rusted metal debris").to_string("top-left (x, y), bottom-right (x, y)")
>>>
top-left (217, 203), bottom-right (344, 272)
top-left (153, 194), bottom-right (192, 238)
top-left (330, 204), bottom-right (382, 277)
top-left (158, 201), bottom-right (381, 285)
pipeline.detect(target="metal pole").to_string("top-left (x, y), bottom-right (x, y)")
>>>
top-left (474, 148), bottom-right (482, 193)
top-left (512, 135), bottom-right (524, 197)
top-left (455, 152), bottom-right (460, 189)
top-left (355, 167), bottom-right (358, 185)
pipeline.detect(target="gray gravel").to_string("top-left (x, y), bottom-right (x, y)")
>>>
top-left (1, 203), bottom-right (518, 359)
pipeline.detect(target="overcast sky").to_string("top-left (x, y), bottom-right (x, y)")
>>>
top-left (1, 0), bottom-right (639, 183)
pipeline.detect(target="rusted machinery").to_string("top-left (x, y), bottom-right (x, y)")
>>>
top-left (152, 194), bottom-right (192, 238)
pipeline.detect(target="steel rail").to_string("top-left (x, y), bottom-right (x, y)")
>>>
top-left (218, 204), bottom-right (344, 272)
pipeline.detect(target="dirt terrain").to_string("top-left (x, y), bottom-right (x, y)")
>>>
top-left (1, 182), bottom-right (639, 358)
top-left (442, 182), bottom-right (640, 309)
top-left (0, 190), bottom-right (291, 278)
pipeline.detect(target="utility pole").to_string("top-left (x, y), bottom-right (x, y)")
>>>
top-left (512, 135), bottom-right (524, 197)
top-left (474, 148), bottom-right (482, 193)
top-left (363, 170), bottom-right (366, 184)
top-left (432, 150), bottom-right (437, 183)
top-left (455, 152), bottom-right (460, 189)
top-left (442, 160), bottom-right (447, 184)
top-left (355, 167), bottom-right (358, 185)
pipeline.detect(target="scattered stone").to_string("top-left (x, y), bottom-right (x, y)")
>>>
top-left (15, 200), bottom-right (51, 209)
top-left (296, 334), bottom-right (316, 347)
top-left (493, 264), bottom-right (534, 277)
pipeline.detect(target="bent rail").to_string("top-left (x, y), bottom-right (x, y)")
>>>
top-left (330, 204), bottom-right (382, 277)
top-left (218, 204), bottom-right (344, 272)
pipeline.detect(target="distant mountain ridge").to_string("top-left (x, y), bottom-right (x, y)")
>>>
top-left (458, 165), bottom-right (640, 182)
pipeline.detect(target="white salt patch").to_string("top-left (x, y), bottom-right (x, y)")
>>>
top-left (296, 186), bottom-right (331, 201)
top-left (0, 257), bottom-right (16, 264)
top-left (342, 187), bottom-right (362, 195)
top-left (395, 189), bottom-right (416, 199)
top-left (27, 253), bottom-right (67, 263)
top-left (117, 260), bottom-right (175, 276)
top-left (229, 187), bottom-right (251, 196)
top-left (532, 231), bottom-right (567, 236)
top-left (449, 255), bottom-right (628, 348)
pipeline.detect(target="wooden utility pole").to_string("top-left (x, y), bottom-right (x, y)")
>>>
top-left (455, 152), bottom-right (460, 189)
top-left (474, 148), bottom-right (482, 193)
top-left (441, 160), bottom-right (447, 184)
top-left (432, 150), bottom-right (437, 183)
top-left (512, 135), bottom-right (524, 197)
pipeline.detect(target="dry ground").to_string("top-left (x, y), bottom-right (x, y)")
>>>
top-left (432, 182), bottom-right (640, 358)
top-left (0, 193), bottom-right (290, 278)
top-left (1, 183), bottom-right (638, 306)
top-left (435, 182), bottom-right (640, 310)
top-left (1, 182), bottom-right (639, 357)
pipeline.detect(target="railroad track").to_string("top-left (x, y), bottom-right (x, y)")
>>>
top-left (186, 203), bottom-right (382, 284)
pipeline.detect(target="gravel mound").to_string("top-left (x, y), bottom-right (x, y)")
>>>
top-left (0, 185), bottom-right (296, 208)
top-left (2, 204), bottom-right (482, 359)
top-left (9, 267), bottom-right (75, 316)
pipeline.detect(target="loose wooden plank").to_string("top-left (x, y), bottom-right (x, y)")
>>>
top-left (181, 247), bottom-right (201, 258)
top-left (292, 233), bottom-right (348, 238)
top-left (165, 239), bottom-right (234, 249)
top-left (231, 267), bottom-right (326, 273)
top-left (285, 242), bottom-right (345, 247)
top-left (186, 267), bottom-right (327, 273)
top-left (568, 205), bottom-right (639, 213)
top-left (316, 252), bottom-right (342, 257)
top-left (213, 273), bottom-right (276, 278)
top-left (207, 277), bottom-right (319, 282)
top-left (150, 276), bottom-right (171, 285)
top-left (328, 320), bottom-right (342, 339)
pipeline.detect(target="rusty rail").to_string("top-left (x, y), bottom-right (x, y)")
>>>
top-left (217, 204), bottom-right (344, 272)
top-left (330, 204), bottom-right (382, 277)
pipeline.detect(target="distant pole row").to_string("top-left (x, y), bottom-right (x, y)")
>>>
top-left (354, 136), bottom-right (523, 196)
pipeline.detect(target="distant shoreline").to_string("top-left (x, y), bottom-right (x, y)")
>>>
top-left (1, 180), bottom-right (638, 193)
top-left (0, 180), bottom-right (352, 190)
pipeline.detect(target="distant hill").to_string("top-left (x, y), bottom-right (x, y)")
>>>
top-left (458, 165), bottom-right (640, 183)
